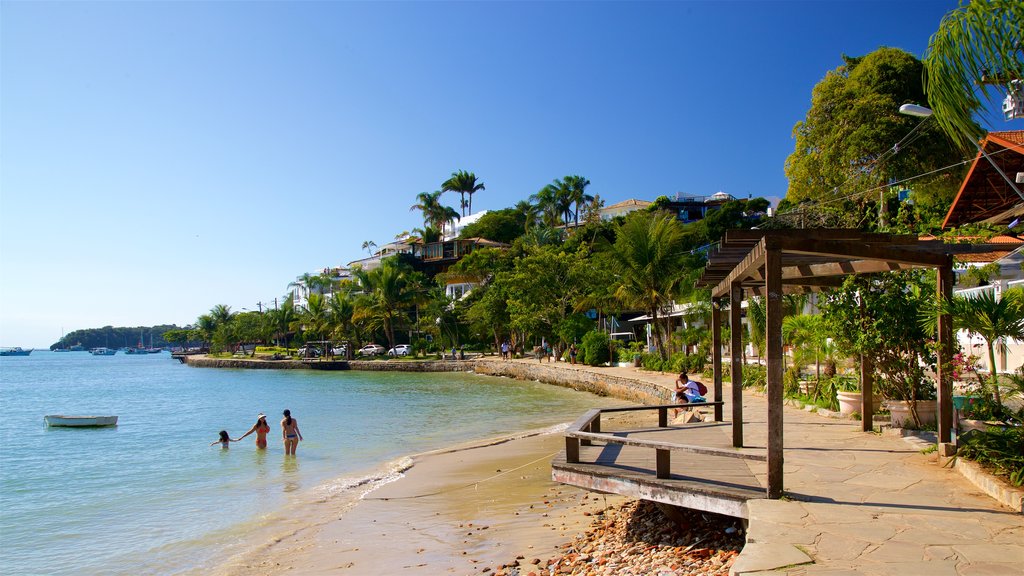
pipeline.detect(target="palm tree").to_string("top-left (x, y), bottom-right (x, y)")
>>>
top-left (268, 299), bottom-right (297, 351)
top-left (354, 258), bottom-right (416, 352)
top-left (361, 240), bottom-right (377, 256)
top-left (410, 191), bottom-right (444, 229)
top-left (530, 183), bottom-right (563, 227)
top-left (562, 175), bottom-right (593, 226)
top-left (952, 288), bottom-right (1024, 406)
top-left (210, 304), bottom-right (234, 329)
top-left (606, 211), bottom-right (689, 359)
top-left (923, 0), bottom-right (1023, 152)
top-left (515, 200), bottom-right (540, 231)
top-left (442, 170), bottom-right (485, 217)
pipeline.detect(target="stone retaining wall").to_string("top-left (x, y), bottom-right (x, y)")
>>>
top-left (181, 356), bottom-right (669, 405)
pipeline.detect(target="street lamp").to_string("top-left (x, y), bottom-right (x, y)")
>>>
top-left (899, 104), bottom-right (1024, 201)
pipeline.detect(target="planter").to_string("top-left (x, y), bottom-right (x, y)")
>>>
top-left (958, 419), bottom-right (1008, 434)
top-left (633, 354), bottom-right (642, 368)
top-left (836, 390), bottom-right (882, 416)
top-left (888, 399), bottom-right (937, 428)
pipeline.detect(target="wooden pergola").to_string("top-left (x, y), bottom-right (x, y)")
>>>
top-left (694, 229), bottom-right (1005, 499)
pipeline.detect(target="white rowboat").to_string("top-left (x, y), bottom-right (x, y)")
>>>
top-left (44, 415), bottom-right (118, 427)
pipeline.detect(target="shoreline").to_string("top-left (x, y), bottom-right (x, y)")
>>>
top-left (214, 424), bottom-right (634, 575)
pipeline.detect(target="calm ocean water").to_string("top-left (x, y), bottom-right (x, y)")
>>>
top-left (0, 352), bottom-right (606, 575)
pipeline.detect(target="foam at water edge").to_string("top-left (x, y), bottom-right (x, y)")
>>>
top-left (312, 456), bottom-right (415, 502)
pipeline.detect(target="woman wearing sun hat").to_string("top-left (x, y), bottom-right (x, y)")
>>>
top-left (235, 413), bottom-right (271, 449)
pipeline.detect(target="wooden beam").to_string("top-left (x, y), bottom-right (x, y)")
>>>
top-left (781, 260), bottom-right (913, 280)
top-left (773, 236), bottom-right (949, 267)
top-left (765, 248), bottom-right (784, 499)
top-left (712, 238), bottom-right (767, 297)
top-left (730, 283), bottom-right (744, 448)
top-left (711, 298), bottom-right (723, 422)
top-left (937, 260), bottom-right (955, 444)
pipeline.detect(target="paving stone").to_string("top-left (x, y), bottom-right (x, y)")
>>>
top-left (922, 545), bottom-right (959, 561)
top-left (949, 542), bottom-right (1024, 564)
top-left (813, 533), bottom-right (870, 561)
top-left (730, 542), bottom-right (813, 575)
top-left (957, 562), bottom-right (1024, 575)
top-left (861, 541), bottom-right (927, 563)
top-left (868, 560), bottom-right (959, 576)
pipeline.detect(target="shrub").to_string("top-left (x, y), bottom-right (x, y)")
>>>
top-left (958, 427), bottom-right (1024, 486)
top-left (580, 330), bottom-right (613, 366)
top-left (641, 353), bottom-right (665, 372)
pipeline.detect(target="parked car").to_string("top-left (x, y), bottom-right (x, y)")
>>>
top-left (358, 344), bottom-right (385, 356)
top-left (297, 346), bottom-right (321, 358)
top-left (332, 346), bottom-right (347, 356)
top-left (388, 344), bottom-right (411, 357)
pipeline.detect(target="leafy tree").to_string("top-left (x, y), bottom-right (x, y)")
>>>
top-left (924, 0), bottom-right (1024, 152)
top-left (821, 272), bottom-right (936, 427)
top-left (784, 47), bottom-right (965, 228)
top-left (442, 170), bottom-right (485, 217)
top-left (606, 210), bottom-right (690, 360)
top-left (458, 208), bottom-right (526, 243)
top-left (580, 329), bottom-right (612, 366)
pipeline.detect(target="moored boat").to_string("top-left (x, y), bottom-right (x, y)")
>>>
top-left (89, 347), bottom-right (117, 356)
top-left (44, 415), bottom-right (118, 427)
top-left (0, 347), bottom-right (33, 356)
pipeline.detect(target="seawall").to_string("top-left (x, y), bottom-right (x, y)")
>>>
top-left (180, 356), bottom-right (670, 405)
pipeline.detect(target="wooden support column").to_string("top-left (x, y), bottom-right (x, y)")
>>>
top-left (860, 353), bottom-right (875, 433)
top-left (656, 449), bottom-right (671, 479)
top-left (937, 260), bottom-right (954, 445)
top-left (730, 283), bottom-right (744, 447)
top-left (765, 247), bottom-right (784, 499)
top-left (711, 298), bottom-right (724, 422)
top-left (860, 298), bottom-right (874, 433)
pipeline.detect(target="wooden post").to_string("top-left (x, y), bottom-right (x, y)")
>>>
top-left (937, 261), bottom-right (954, 445)
top-left (731, 283), bottom-right (744, 447)
top-left (566, 437), bottom-right (580, 463)
top-left (656, 449), bottom-right (671, 479)
top-left (711, 297), bottom-right (724, 422)
top-left (860, 298), bottom-right (874, 433)
top-left (658, 407), bottom-right (668, 428)
top-left (765, 247), bottom-right (784, 499)
top-left (860, 353), bottom-right (875, 433)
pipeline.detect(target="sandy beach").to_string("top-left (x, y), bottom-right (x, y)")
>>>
top-left (217, 426), bottom-right (631, 575)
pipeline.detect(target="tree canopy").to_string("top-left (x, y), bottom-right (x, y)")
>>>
top-left (784, 47), bottom-right (966, 229)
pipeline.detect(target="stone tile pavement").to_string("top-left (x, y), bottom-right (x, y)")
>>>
top-left (501, 358), bottom-right (1024, 576)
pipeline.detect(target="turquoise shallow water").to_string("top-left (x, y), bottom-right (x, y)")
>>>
top-left (0, 352), bottom-right (605, 575)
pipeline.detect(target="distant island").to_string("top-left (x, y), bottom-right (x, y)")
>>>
top-left (50, 325), bottom-right (185, 351)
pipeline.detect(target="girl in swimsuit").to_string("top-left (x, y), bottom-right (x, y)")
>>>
top-left (210, 430), bottom-right (233, 449)
top-left (236, 413), bottom-right (271, 449)
top-left (281, 409), bottom-right (302, 456)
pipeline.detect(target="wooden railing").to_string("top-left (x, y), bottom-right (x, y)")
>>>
top-left (564, 403), bottom-right (766, 480)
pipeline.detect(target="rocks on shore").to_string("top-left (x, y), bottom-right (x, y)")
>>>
top-left (490, 500), bottom-right (743, 576)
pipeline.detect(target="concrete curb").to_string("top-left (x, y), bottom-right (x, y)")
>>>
top-left (949, 456), bottom-right (1024, 513)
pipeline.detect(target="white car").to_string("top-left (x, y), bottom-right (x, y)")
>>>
top-left (332, 346), bottom-right (347, 356)
top-left (358, 344), bottom-right (385, 356)
top-left (388, 344), bottom-right (411, 356)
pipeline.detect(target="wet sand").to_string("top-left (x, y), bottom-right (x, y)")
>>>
top-left (219, 427), bottom-right (633, 575)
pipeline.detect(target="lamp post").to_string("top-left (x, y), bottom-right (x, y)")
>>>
top-left (898, 104), bottom-right (1024, 201)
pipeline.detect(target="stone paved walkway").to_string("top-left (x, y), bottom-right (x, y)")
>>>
top-left (498, 358), bottom-right (1024, 576)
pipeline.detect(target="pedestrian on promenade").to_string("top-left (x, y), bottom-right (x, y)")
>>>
top-left (281, 409), bottom-right (303, 455)
top-left (569, 343), bottom-right (578, 365)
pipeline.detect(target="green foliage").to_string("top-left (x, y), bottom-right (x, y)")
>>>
top-left (956, 262), bottom-right (1001, 288)
top-left (923, 0), bottom-right (1024, 152)
top-left (784, 47), bottom-right (964, 229)
top-left (580, 330), bottom-right (612, 366)
top-left (458, 208), bottom-right (526, 244)
top-left (821, 272), bottom-right (936, 414)
top-left (958, 427), bottom-right (1024, 486)
top-left (51, 324), bottom-right (184, 351)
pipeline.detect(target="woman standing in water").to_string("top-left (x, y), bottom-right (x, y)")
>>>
top-left (236, 413), bottom-right (271, 449)
top-left (281, 409), bottom-right (303, 455)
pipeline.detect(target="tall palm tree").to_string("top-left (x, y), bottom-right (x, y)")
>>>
top-left (442, 170), bottom-right (485, 217)
top-left (606, 211), bottom-right (689, 359)
top-left (515, 200), bottom-right (540, 231)
top-left (562, 175), bottom-right (593, 227)
top-left (530, 183), bottom-right (563, 227)
top-left (923, 0), bottom-right (1023, 152)
top-left (410, 191), bottom-right (444, 229)
top-left (952, 288), bottom-right (1024, 406)
top-left (354, 259), bottom-right (415, 352)
top-left (361, 240), bottom-right (377, 256)
top-left (210, 304), bottom-right (234, 329)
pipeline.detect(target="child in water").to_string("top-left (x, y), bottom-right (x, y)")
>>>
top-left (210, 430), bottom-right (234, 448)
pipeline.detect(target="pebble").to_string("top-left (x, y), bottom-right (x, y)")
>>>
top-left (500, 500), bottom-right (742, 576)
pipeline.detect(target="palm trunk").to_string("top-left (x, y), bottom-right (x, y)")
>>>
top-left (987, 338), bottom-right (1002, 406)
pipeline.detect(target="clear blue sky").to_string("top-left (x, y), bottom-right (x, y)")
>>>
top-left (2, 0), bottom-right (1018, 347)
